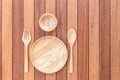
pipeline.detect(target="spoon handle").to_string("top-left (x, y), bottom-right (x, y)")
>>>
top-left (69, 44), bottom-right (73, 73)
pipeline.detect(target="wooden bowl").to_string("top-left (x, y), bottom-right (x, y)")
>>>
top-left (30, 36), bottom-right (68, 73)
top-left (39, 13), bottom-right (57, 32)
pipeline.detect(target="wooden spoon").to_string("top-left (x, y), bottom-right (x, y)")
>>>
top-left (67, 28), bottom-right (77, 73)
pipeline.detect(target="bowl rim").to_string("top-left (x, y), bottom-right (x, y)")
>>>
top-left (39, 13), bottom-right (58, 32)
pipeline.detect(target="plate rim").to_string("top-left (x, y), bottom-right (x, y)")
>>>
top-left (30, 36), bottom-right (68, 74)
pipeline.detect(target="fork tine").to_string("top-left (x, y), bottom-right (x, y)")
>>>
top-left (22, 28), bottom-right (31, 43)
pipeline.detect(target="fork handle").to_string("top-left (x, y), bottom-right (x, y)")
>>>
top-left (24, 45), bottom-right (28, 73)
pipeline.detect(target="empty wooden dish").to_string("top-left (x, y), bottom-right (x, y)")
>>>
top-left (30, 36), bottom-right (68, 73)
top-left (39, 13), bottom-right (57, 32)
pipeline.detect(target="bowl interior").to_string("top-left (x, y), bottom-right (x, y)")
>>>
top-left (39, 14), bottom-right (57, 32)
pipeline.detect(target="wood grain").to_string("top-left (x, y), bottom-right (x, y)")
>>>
top-left (34, 0), bottom-right (46, 80)
top-left (46, 0), bottom-right (55, 14)
top-left (46, 0), bottom-right (56, 36)
top-left (56, 0), bottom-right (67, 80)
top-left (89, 0), bottom-right (99, 80)
top-left (30, 36), bottom-right (68, 74)
top-left (46, 0), bottom-right (56, 80)
top-left (0, 0), bottom-right (1, 79)
top-left (77, 0), bottom-right (89, 80)
top-left (111, 0), bottom-right (120, 80)
top-left (12, 0), bottom-right (24, 80)
top-left (24, 0), bottom-right (34, 80)
top-left (100, 0), bottom-right (110, 80)
top-left (67, 0), bottom-right (77, 79)
top-left (1, 0), bottom-right (120, 80)
top-left (2, 0), bottom-right (12, 80)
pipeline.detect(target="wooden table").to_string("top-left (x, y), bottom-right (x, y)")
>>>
top-left (0, 0), bottom-right (120, 80)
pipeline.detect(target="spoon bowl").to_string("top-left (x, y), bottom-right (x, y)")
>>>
top-left (67, 28), bottom-right (76, 44)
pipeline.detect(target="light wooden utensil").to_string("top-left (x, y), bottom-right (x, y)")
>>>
top-left (30, 36), bottom-right (68, 74)
top-left (22, 29), bottom-right (31, 73)
top-left (67, 28), bottom-right (77, 73)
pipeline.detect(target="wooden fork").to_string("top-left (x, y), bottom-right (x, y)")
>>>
top-left (22, 29), bottom-right (31, 73)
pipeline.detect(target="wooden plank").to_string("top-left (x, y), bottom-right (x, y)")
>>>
top-left (2, 0), bottom-right (12, 80)
top-left (12, 0), bottom-right (24, 80)
top-left (111, 0), bottom-right (120, 80)
top-left (56, 0), bottom-right (67, 80)
top-left (24, 0), bottom-right (34, 80)
top-left (45, 0), bottom-right (56, 36)
top-left (89, 0), bottom-right (99, 80)
top-left (67, 0), bottom-right (77, 80)
top-left (0, 0), bottom-right (2, 79)
top-left (45, 0), bottom-right (56, 80)
top-left (100, 0), bottom-right (110, 80)
top-left (77, 0), bottom-right (89, 80)
top-left (34, 0), bottom-right (46, 80)
top-left (46, 0), bottom-right (55, 14)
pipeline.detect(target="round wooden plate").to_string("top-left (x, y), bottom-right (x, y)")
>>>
top-left (30, 36), bottom-right (68, 74)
